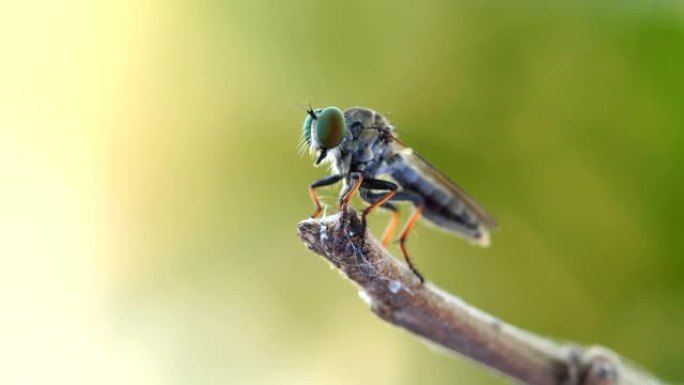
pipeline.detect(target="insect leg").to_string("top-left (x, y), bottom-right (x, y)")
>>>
top-left (360, 190), bottom-right (399, 246)
top-left (361, 183), bottom-right (426, 281)
top-left (359, 179), bottom-right (399, 246)
top-left (398, 193), bottom-right (425, 283)
top-left (308, 174), bottom-right (343, 218)
top-left (339, 173), bottom-right (364, 212)
top-left (379, 190), bottom-right (426, 283)
top-left (380, 204), bottom-right (400, 247)
top-left (361, 191), bottom-right (400, 246)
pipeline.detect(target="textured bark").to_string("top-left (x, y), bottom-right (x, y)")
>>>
top-left (297, 210), bottom-right (665, 385)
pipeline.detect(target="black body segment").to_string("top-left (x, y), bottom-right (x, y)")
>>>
top-left (310, 174), bottom-right (343, 189)
top-left (388, 155), bottom-right (486, 242)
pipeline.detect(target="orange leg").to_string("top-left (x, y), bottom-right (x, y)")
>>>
top-left (309, 175), bottom-right (343, 218)
top-left (340, 175), bottom-right (364, 211)
top-left (399, 205), bottom-right (425, 283)
top-left (362, 191), bottom-right (396, 221)
top-left (382, 210), bottom-right (400, 247)
top-left (361, 190), bottom-right (397, 231)
top-left (309, 186), bottom-right (323, 218)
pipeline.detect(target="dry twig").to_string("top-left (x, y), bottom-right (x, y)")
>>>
top-left (297, 210), bottom-right (666, 385)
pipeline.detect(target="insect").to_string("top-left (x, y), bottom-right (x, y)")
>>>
top-left (301, 106), bottom-right (497, 283)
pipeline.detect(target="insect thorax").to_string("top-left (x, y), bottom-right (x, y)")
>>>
top-left (331, 108), bottom-right (396, 178)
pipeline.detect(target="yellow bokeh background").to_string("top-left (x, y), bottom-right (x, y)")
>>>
top-left (1, 1), bottom-right (683, 384)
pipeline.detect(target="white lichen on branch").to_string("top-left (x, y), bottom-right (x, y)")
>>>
top-left (297, 210), bottom-right (666, 385)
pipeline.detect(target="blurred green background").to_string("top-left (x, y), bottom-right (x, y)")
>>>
top-left (2, 0), bottom-right (683, 384)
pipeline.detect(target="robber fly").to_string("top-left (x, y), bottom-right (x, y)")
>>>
top-left (302, 106), bottom-right (497, 283)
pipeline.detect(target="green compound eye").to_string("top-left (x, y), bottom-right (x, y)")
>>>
top-left (314, 107), bottom-right (345, 149)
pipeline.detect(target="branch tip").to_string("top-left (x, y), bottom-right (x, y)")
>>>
top-left (297, 211), bottom-right (666, 385)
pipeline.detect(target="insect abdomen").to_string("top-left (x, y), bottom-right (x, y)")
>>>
top-left (389, 162), bottom-right (488, 244)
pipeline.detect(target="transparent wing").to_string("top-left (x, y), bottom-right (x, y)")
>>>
top-left (390, 138), bottom-right (498, 230)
